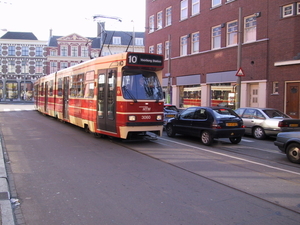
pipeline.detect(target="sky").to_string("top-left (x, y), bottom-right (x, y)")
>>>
top-left (0, 0), bottom-right (146, 40)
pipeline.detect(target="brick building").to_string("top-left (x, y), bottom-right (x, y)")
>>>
top-left (146, 0), bottom-right (300, 118)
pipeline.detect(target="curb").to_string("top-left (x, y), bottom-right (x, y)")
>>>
top-left (0, 138), bottom-right (15, 225)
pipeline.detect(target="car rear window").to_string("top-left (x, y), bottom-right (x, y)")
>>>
top-left (263, 109), bottom-right (289, 118)
top-left (213, 108), bottom-right (237, 118)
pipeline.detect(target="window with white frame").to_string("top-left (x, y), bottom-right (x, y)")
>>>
top-left (50, 50), bottom-right (57, 56)
top-left (157, 11), bottom-right (163, 30)
top-left (0, 46), bottom-right (1, 55)
top-left (165, 41), bottom-right (170, 60)
top-left (180, 0), bottom-right (188, 20)
top-left (21, 60), bottom-right (28, 73)
top-left (149, 15), bottom-right (155, 33)
top-left (8, 46), bottom-right (15, 56)
top-left (135, 38), bottom-right (143, 46)
top-left (35, 61), bottom-right (43, 73)
top-left (61, 46), bottom-right (68, 56)
top-left (81, 46), bottom-right (88, 57)
top-left (71, 46), bottom-right (78, 57)
top-left (70, 62), bottom-right (77, 67)
top-left (244, 15), bottom-right (256, 43)
top-left (192, 0), bottom-right (200, 15)
top-left (22, 46), bottom-right (29, 56)
top-left (157, 43), bottom-right (162, 55)
top-left (50, 62), bottom-right (57, 73)
top-left (180, 35), bottom-right (188, 56)
top-left (166, 7), bottom-right (172, 26)
top-left (212, 25), bottom-right (221, 49)
top-left (191, 32), bottom-right (199, 53)
top-left (8, 60), bottom-right (15, 73)
top-left (212, 0), bottom-right (221, 8)
top-left (149, 46), bottom-right (154, 53)
top-left (113, 36), bottom-right (121, 45)
top-left (227, 20), bottom-right (238, 46)
top-left (282, 4), bottom-right (293, 17)
top-left (298, 3), bottom-right (300, 14)
top-left (273, 82), bottom-right (279, 94)
top-left (36, 46), bottom-right (43, 56)
top-left (61, 62), bottom-right (68, 70)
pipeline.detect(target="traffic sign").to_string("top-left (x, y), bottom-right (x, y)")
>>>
top-left (236, 67), bottom-right (245, 76)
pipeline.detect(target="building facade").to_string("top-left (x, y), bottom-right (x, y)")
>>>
top-left (0, 32), bottom-right (47, 101)
top-left (146, 0), bottom-right (300, 118)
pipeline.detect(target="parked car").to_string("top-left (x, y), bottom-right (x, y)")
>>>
top-left (164, 104), bottom-right (179, 126)
top-left (166, 106), bottom-right (245, 146)
top-left (235, 107), bottom-right (300, 139)
top-left (274, 132), bottom-right (300, 164)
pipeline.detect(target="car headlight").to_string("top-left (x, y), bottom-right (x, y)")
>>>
top-left (156, 115), bottom-right (162, 121)
top-left (128, 115), bottom-right (136, 121)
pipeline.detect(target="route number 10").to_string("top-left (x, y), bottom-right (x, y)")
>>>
top-left (128, 55), bottom-right (138, 64)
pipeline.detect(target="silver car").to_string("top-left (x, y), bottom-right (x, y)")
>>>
top-left (235, 107), bottom-right (300, 139)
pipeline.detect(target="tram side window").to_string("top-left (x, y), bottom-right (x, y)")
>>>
top-left (84, 70), bottom-right (95, 98)
top-left (70, 74), bottom-right (84, 97)
top-left (57, 78), bottom-right (63, 96)
top-left (40, 82), bottom-right (44, 96)
top-left (49, 80), bottom-right (54, 96)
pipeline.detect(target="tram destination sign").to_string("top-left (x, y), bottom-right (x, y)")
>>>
top-left (127, 53), bottom-right (163, 67)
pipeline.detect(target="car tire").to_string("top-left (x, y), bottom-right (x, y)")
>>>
top-left (229, 137), bottom-right (242, 144)
top-left (286, 143), bottom-right (300, 164)
top-left (253, 127), bottom-right (266, 139)
top-left (166, 124), bottom-right (176, 137)
top-left (201, 131), bottom-right (213, 146)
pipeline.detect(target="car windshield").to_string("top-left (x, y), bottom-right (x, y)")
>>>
top-left (263, 109), bottom-right (290, 118)
top-left (122, 71), bottom-right (163, 101)
top-left (213, 108), bottom-right (237, 118)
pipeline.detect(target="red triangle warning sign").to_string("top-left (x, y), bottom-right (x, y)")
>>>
top-left (236, 67), bottom-right (245, 76)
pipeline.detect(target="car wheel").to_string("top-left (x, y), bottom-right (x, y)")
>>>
top-left (286, 143), bottom-right (300, 164)
top-left (229, 137), bottom-right (242, 144)
top-left (201, 131), bottom-right (213, 146)
top-left (166, 124), bottom-right (176, 137)
top-left (253, 127), bottom-right (266, 139)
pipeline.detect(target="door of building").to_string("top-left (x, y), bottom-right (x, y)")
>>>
top-left (249, 84), bottom-right (259, 107)
top-left (286, 82), bottom-right (300, 119)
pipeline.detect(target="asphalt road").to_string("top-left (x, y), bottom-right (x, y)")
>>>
top-left (0, 103), bottom-right (300, 225)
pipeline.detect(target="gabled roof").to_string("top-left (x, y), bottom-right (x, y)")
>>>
top-left (0, 32), bottom-right (38, 40)
top-left (48, 30), bottom-right (144, 49)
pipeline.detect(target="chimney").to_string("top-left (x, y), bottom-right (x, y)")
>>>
top-left (49, 29), bottom-right (52, 38)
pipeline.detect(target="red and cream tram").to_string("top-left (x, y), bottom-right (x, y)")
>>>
top-left (34, 52), bottom-right (164, 140)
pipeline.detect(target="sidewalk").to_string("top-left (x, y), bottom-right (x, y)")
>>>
top-left (0, 136), bottom-right (15, 224)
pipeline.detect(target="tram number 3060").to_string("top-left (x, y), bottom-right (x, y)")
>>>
top-left (142, 115), bottom-right (151, 120)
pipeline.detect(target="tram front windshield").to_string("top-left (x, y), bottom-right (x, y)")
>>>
top-left (122, 71), bottom-right (163, 101)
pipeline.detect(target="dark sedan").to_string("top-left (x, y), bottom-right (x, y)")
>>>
top-left (274, 132), bottom-right (300, 164)
top-left (166, 107), bottom-right (245, 146)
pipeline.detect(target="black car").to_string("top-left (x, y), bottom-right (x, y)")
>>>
top-left (166, 107), bottom-right (245, 146)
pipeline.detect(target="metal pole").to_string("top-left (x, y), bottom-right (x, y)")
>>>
top-left (236, 7), bottom-right (242, 109)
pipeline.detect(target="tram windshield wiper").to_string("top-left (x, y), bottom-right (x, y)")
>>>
top-left (122, 86), bottom-right (137, 103)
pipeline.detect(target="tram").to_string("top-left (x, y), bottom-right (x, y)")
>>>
top-left (34, 52), bottom-right (164, 140)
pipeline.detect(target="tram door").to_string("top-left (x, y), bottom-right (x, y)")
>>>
top-left (63, 77), bottom-right (69, 120)
top-left (97, 69), bottom-right (117, 133)
top-left (44, 82), bottom-right (48, 112)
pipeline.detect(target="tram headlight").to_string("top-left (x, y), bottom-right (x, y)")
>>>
top-left (128, 115), bottom-right (136, 121)
top-left (156, 115), bottom-right (162, 121)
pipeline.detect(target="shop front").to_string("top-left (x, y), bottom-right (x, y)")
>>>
top-left (0, 78), bottom-right (34, 101)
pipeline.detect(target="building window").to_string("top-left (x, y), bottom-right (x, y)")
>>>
top-left (70, 62), bottom-right (77, 67)
top-left (36, 47), bottom-right (43, 56)
top-left (157, 43), bottom-right (162, 55)
top-left (244, 15), bottom-right (256, 43)
top-left (227, 20), bottom-right (238, 46)
top-left (273, 82), bottom-right (279, 94)
top-left (35, 61), bottom-right (43, 73)
top-left (50, 50), bottom-right (57, 56)
top-left (71, 46), bottom-right (78, 57)
top-left (212, 25), bottom-right (221, 49)
top-left (191, 32), bottom-right (199, 54)
top-left (157, 11), bottom-right (163, 30)
top-left (8, 46), bottom-right (15, 56)
top-left (298, 3), bottom-right (300, 15)
top-left (22, 46), bottom-right (29, 56)
top-left (149, 15), bottom-right (155, 33)
top-left (212, 0), bottom-right (221, 8)
top-left (50, 62), bottom-right (57, 73)
top-left (165, 41), bottom-right (170, 60)
top-left (0, 46), bottom-right (2, 55)
top-left (21, 60), bottom-right (29, 73)
top-left (181, 0), bottom-right (188, 20)
top-left (149, 46), bottom-right (154, 53)
top-left (135, 38), bottom-right (143, 46)
top-left (81, 46), bottom-right (88, 57)
top-left (61, 46), bottom-right (68, 56)
top-left (113, 37), bottom-right (121, 45)
top-left (180, 35), bottom-right (188, 56)
top-left (8, 61), bottom-right (15, 73)
top-left (61, 62), bottom-right (68, 70)
top-left (192, 0), bottom-right (200, 15)
top-left (282, 4), bottom-right (294, 17)
top-left (166, 7), bottom-right (172, 26)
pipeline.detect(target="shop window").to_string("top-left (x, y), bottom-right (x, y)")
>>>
top-left (210, 83), bottom-right (236, 108)
top-left (6, 82), bottom-right (18, 99)
top-left (180, 85), bottom-right (201, 108)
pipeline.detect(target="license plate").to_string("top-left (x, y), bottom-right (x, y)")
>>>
top-left (166, 114), bottom-right (175, 118)
top-left (289, 124), bottom-right (299, 127)
top-left (226, 122), bottom-right (238, 126)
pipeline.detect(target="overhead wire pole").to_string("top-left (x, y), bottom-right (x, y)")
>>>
top-left (236, 7), bottom-right (242, 109)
